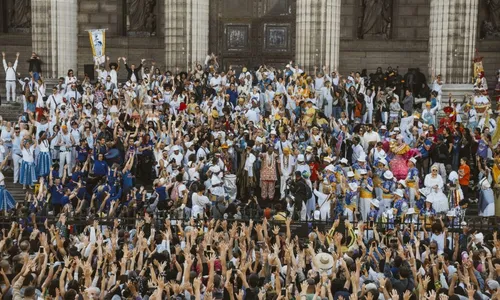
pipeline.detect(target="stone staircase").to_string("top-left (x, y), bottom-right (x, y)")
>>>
top-left (0, 102), bottom-right (24, 122)
top-left (2, 170), bottom-right (29, 206)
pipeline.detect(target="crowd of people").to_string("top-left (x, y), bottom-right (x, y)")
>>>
top-left (0, 49), bottom-right (500, 299)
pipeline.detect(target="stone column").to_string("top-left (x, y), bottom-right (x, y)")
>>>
top-left (32, 0), bottom-right (78, 78)
top-left (165, 0), bottom-right (209, 71)
top-left (296, 0), bottom-right (341, 73)
top-left (429, 0), bottom-right (479, 87)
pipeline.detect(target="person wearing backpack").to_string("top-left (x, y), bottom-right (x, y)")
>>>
top-left (290, 170), bottom-right (310, 220)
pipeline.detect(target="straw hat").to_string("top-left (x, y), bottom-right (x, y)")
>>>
top-left (315, 253), bottom-right (334, 270)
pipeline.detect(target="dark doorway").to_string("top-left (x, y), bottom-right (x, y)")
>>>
top-left (209, 0), bottom-right (296, 72)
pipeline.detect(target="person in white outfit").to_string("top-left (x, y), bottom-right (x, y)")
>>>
top-left (279, 148), bottom-right (295, 199)
top-left (57, 125), bottom-right (75, 177)
top-left (2, 52), bottom-right (19, 102)
top-left (11, 126), bottom-right (22, 183)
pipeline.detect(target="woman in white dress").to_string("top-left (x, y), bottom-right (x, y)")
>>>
top-left (424, 164), bottom-right (449, 213)
top-left (478, 177), bottom-right (495, 217)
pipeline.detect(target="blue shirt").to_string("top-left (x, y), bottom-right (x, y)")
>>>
top-left (226, 89), bottom-right (238, 107)
top-left (93, 160), bottom-right (108, 176)
top-left (123, 170), bottom-right (134, 189)
top-left (76, 145), bottom-right (90, 162)
top-left (50, 185), bottom-right (64, 205)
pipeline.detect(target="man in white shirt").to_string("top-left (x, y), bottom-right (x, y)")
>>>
top-left (2, 52), bottom-right (19, 102)
top-left (64, 84), bottom-right (82, 102)
top-left (210, 73), bottom-right (222, 91)
top-left (46, 87), bottom-right (62, 115)
top-left (432, 74), bottom-right (443, 100)
top-left (362, 125), bottom-right (380, 151)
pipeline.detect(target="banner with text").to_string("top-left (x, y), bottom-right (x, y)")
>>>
top-left (88, 29), bottom-right (106, 65)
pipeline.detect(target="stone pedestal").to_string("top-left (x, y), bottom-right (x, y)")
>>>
top-left (429, 0), bottom-right (479, 84)
top-left (296, 0), bottom-right (341, 73)
top-left (32, 0), bottom-right (78, 78)
top-left (165, 0), bottom-right (209, 71)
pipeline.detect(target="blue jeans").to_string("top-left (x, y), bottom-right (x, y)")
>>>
top-left (332, 106), bottom-right (342, 120)
top-left (32, 72), bottom-right (40, 81)
top-left (452, 153), bottom-right (459, 171)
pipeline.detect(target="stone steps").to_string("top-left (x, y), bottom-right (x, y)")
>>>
top-left (0, 103), bottom-right (24, 122)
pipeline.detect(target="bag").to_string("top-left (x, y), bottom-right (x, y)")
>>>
top-left (170, 182), bottom-right (180, 202)
top-left (304, 182), bottom-right (313, 199)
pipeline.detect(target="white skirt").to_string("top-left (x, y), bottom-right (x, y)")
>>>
top-left (427, 190), bottom-right (449, 213)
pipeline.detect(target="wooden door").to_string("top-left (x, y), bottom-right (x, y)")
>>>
top-left (209, 0), bottom-right (296, 72)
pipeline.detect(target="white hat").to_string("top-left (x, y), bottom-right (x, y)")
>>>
top-left (446, 209), bottom-right (456, 217)
top-left (172, 145), bottom-right (180, 151)
top-left (380, 125), bottom-right (387, 130)
top-left (270, 130), bottom-right (277, 135)
top-left (378, 158), bottom-right (388, 165)
top-left (162, 147), bottom-right (169, 153)
top-left (425, 198), bottom-right (433, 203)
top-left (398, 179), bottom-right (407, 187)
top-left (406, 207), bottom-right (416, 214)
top-left (211, 175), bottom-right (222, 185)
top-left (359, 169), bottom-right (368, 175)
top-left (306, 146), bottom-right (313, 153)
top-left (357, 156), bottom-right (366, 162)
top-left (340, 158), bottom-right (349, 164)
top-left (389, 131), bottom-right (396, 135)
top-left (323, 156), bottom-right (332, 163)
top-left (394, 127), bottom-right (400, 132)
top-left (313, 210), bottom-right (321, 220)
top-left (297, 154), bottom-right (305, 162)
top-left (324, 165), bottom-right (335, 173)
top-left (347, 171), bottom-right (355, 177)
top-left (383, 170), bottom-right (394, 180)
top-left (185, 142), bottom-right (194, 148)
top-left (419, 187), bottom-right (430, 196)
top-left (409, 157), bottom-right (417, 165)
top-left (448, 171), bottom-right (459, 182)
top-left (315, 252), bottom-right (334, 270)
top-left (370, 199), bottom-right (380, 208)
top-left (286, 64), bottom-right (291, 68)
top-left (394, 189), bottom-right (404, 198)
top-left (474, 232), bottom-right (484, 244)
top-left (349, 182), bottom-right (358, 191)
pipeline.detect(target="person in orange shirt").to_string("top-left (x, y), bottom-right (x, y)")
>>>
top-left (458, 158), bottom-right (471, 201)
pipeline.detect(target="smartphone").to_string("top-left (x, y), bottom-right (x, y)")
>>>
top-left (98, 269), bottom-right (102, 277)
top-left (281, 288), bottom-right (286, 296)
top-left (39, 246), bottom-right (44, 252)
top-left (171, 220), bottom-right (177, 226)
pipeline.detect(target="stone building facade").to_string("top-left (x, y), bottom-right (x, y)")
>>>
top-left (1, 0), bottom-right (500, 90)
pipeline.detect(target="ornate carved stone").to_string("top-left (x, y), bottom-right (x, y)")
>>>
top-left (127, 0), bottom-right (157, 36)
top-left (480, 0), bottom-right (500, 39)
top-left (9, 0), bottom-right (31, 32)
top-left (358, 0), bottom-right (393, 39)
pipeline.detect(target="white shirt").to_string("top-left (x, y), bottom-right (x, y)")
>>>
top-left (432, 79), bottom-right (442, 94)
top-left (3, 59), bottom-right (18, 81)
top-left (245, 109), bottom-right (259, 124)
top-left (192, 193), bottom-right (211, 218)
top-left (21, 145), bottom-right (35, 163)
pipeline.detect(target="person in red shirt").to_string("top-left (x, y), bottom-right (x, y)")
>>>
top-left (458, 157), bottom-right (471, 201)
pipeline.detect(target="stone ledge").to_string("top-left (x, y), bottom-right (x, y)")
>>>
top-left (339, 39), bottom-right (428, 51)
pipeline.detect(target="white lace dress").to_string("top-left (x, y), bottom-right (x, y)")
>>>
top-left (424, 174), bottom-right (449, 213)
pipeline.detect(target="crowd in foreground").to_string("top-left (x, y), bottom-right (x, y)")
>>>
top-left (0, 51), bottom-right (500, 298)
